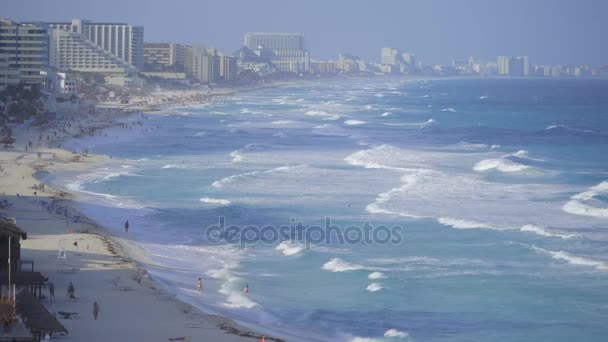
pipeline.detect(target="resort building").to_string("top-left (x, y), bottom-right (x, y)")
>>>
top-left (497, 55), bottom-right (530, 76)
top-left (46, 19), bottom-right (143, 73)
top-left (218, 52), bottom-right (237, 81)
top-left (191, 45), bottom-right (220, 83)
top-left (381, 47), bottom-right (400, 66)
top-left (0, 19), bottom-right (49, 86)
top-left (0, 54), bottom-right (20, 89)
top-left (143, 42), bottom-right (188, 71)
top-left (243, 32), bottom-right (310, 73)
top-left (337, 54), bottom-right (360, 73)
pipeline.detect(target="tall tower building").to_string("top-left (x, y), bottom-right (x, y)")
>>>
top-left (143, 42), bottom-right (188, 71)
top-left (497, 56), bottom-right (510, 76)
top-left (381, 48), bottom-right (400, 65)
top-left (0, 19), bottom-right (49, 85)
top-left (191, 45), bottom-right (220, 83)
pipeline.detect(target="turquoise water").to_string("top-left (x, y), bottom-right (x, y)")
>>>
top-left (53, 78), bottom-right (608, 341)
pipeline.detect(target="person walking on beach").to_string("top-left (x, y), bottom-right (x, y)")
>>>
top-left (243, 284), bottom-right (249, 294)
top-left (124, 220), bottom-right (129, 233)
top-left (197, 277), bottom-right (203, 293)
top-left (93, 301), bottom-right (100, 320)
top-left (67, 282), bottom-right (75, 301)
top-left (48, 282), bottom-right (55, 303)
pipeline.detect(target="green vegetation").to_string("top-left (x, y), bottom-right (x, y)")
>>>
top-left (0, 83), bottom-right (45, 125)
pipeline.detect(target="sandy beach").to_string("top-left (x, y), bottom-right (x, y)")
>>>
top-left (0, 105), bottom-right (281, 341)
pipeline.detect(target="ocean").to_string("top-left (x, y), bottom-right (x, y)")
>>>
top-left (47, 77), bottom-right (608, 341)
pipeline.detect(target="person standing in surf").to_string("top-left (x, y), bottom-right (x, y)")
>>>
top-left (124, 220), bottom-right (129, 233)
top-left (197, 277), bottom-right (203, 293)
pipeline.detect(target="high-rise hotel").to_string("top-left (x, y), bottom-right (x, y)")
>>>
top-left (0, 19), bottom-right (49, 87)
top-left (497, 55), bottom-right (530, 76)
top-left (47, 19), bottom-right (143, 73)
top-left (244, 32), bottom-right (309, 73)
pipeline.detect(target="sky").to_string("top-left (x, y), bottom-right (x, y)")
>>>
top-left (3, 0), bottom-right (607, 66)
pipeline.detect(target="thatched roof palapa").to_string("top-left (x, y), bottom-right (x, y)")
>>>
top-left (16, 290), bottom-right (68, 335)
top-left (0, 217), bottom-right (27, 240)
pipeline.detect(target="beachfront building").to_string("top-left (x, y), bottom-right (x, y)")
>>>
top-left (0, 54), bottom-right (20, 89)
top-left (311, 60), bottom-right (338, 74)
top-left (381, 47), bottom-right (400, 66)
top-left (0, 19), bottom-right (49, 86)
top-left (402, 53), bottom-right (416, 67)
top-left (337, 53), bottom-right (360, 73)
top-left (46, 19), bottom-right (143, 73)
top-left (243, 32), bottom-right (310, 73)
top-left (41, 70), bottom-right (78, 96)
top-left (143, 42), bottom-right (188, 71)
top-left (497, 55), bottom-right (530, 76)
top-left (191, 45), bottom-right (220, 84)
top-left (218, 52), bottom-right (237, 81)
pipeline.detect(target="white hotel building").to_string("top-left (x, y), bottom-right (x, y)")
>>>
top-left (244, 32), bottom-right (310, 73)
top-left (48, 19), bottom-right (143, 74)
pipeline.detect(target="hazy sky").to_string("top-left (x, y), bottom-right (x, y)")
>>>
top-left (3, 0), bottom-right (607, 65)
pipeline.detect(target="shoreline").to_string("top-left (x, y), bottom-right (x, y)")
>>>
top-left (1, 83), bottom-right (290, 341)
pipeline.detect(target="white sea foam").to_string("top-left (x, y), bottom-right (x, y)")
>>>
top-left (271, 120), bottom-right (299, 125)
top-left (533, 246), bottom-right (608, 271)
top-left (219, 281), bottom-right (259, 309)
top-left (479, 96), bottom-right (489, 99)
top-left (384, 329), bottom-right (411, 339)
top-left (322, 258), bottom-right (366, 272)
top-left (199, 197), bottom-right (231, 206)
top-left (383, 119), bottom-right (435, 127)
top-left (275, 241), bottom-right (304, 256)
top-left (344, 120), bottom-right (367, 126)
top-left (350, 329), bottom-right (411, 342)
top-left (563, 181), bottom-right (608, 218)
top-left (438, 217), bottom-right (501, 230)
top-left (520, 224), bottom-right (575, 239)
top-left (162, 164), bottom-right (188, 169)
top-left (563, 200), bottom-right (608, 218)
top-left (381, 112), bottom-right (392, 117)
top-left (97, 171), bottom-right (139, 181)
top-left (194, 131), bottom-right (207, 137)
top-left (206, 267), bottom-right (232, 279)
top-left (440, 108), bottom-right (456, 112)
top-left (344, 145), bottom-right (426, 171)
top-left (473, 158), bottom-right (530, 173)
top-left (366, 283), bottom-right (385, 292)
top-left (449, 142), bottom-right (489, 151)
top-left (212, 165), bottom-right (306, 189)
top-left (305, 110), bottom-right (341, 120)
top-left (229, 151), bottom-right (243, 162)
top-left (544, 124), bottom-right (598, 135)
top-left (368, 271), bottom-right (387, 280)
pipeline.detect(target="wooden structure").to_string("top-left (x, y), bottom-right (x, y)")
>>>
top-left (0, 272), bottom-right (47, 300)
top-left (16, 290), bottom-right (67, 340)
top-left (0, 217), bottom-right (27, 272)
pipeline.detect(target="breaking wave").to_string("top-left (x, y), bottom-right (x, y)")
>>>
top-left (199, 197), bottom-right (231, 206)
top-left (520, 224), bottom-right (576, 239)
top-left (533, 246), bottom-right (608, 271)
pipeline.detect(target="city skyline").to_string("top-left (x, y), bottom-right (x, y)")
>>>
top-left (3, 0), bottom-right (607, 66)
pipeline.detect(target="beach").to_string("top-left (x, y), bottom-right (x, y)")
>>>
top-left (0, 99), bottom-right (279, 341)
